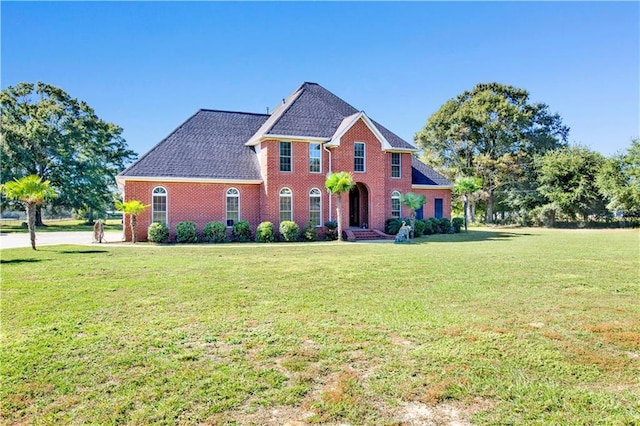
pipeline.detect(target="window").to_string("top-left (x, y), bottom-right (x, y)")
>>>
top-left (434, 198), bottom-right (444, 219)
top-left (354, 142), bottom-right (365, 172)
top-left (279, 188), bottom-right (292, 223)
top-left (391, 191), bottom-right (401, 218)
top-left (280, 141), bottom-right (292, 172)
top-left (226, 188), bottom-right (239, 226)
top-left (152, 187), bottom-right (167, 224)
top-left (309, 143), bottom-right (321, 173)
top-left (391, 153), bottom-right (401, 178)
top-left (309, 188), bottom-right (322, 227)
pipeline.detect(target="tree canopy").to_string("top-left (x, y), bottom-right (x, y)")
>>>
top-left (596, 139), bottom-right (640, 215)
top-left (1, 82), bottom-right (136, 223)
top-left (415, 82), bottom-right (569, 222)
top-left (325, 171), bottom-right (354, 241)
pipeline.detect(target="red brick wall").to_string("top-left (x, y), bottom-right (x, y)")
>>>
top-left (123, 180), bottom-right (261, 241)
top-left (121, 118), bottom-right (451, 241)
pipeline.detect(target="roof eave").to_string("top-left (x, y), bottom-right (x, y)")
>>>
top-left (412, 184), bottom-right (454, 190)
top-left (117, 175), bottom-right (263, 184)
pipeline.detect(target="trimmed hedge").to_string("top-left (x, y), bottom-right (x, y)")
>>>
top-left (255, 221), bottom-right (275, 243)
top-left (232, 221), bottom-right (252, 242)
top-left (176, 221), bottom-right (198, 243)
top-left (203, 221), bottom-right (227, 243)
top-left (279, 221), bottom-right (299, 242)
top-left (148, 222), bottom-right (169, 243)
top-left (301, 221), bottom-right (318, 242)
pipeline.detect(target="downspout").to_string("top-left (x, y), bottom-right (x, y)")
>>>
top-left (323, 143), bottom-right (333, 221)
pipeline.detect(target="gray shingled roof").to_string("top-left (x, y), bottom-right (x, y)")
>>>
top-left (120, 110), bottom-right (268, 180)
top-left (267, 82), bottom-right (415, 150)
top-left (411, 157), bottom-right (453, 186)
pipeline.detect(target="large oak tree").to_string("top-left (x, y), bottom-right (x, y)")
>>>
top-left (415, 82), bottom-right (569, 222)
top-left (1, 82), bottom-right (136, 224)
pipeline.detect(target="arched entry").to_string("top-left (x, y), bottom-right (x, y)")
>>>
top-left (349, 182), bottom-right (369, 227)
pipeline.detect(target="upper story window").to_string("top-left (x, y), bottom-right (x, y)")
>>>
top-left (309, 188), bottom-right (322, 227)
top-left (152, 186), bottom-right (167, 224)
top-left (280, 141), bottom-right (292, 172)
top-left (226, 188), bottom-right (239, 226)
top-left (391, 153), bottom-right (401, 178)
top-left (279, 187), bottom-right (292, 223)
top-left (391, 190), bottom-right (401, 218)
top-left (354, 142), bottom-right (365, 172)
top-left (309, 143), bottom-right (321, 173)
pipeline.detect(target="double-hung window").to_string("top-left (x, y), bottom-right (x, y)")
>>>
top-left (280, 141), bottom-right (292, 172)
top-left (391, 191), bottom-right (401, 218)
top-left (354, 142), bottom-right (365, 172)
top-left (226, 188), bottom-right (239, 226)
top-left (391, 153), bottom-right (401, 178)
top-left (309, 188), bottom-right (322, 227)
top-left (152, 187), bottom-right (167, 224)
top-left (309, 143), bottom-right (321, 173)
top-left (279, 188), bottom-right (292, 222)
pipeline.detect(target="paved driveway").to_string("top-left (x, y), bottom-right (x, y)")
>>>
top-left (0, 231), bottom-right (122, 249)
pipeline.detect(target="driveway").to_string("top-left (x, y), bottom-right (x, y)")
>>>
top-left (0, 231), bottom-right (122, 249)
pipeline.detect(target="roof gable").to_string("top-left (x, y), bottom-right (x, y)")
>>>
top-left (120, 110), bottom-right (268, 181)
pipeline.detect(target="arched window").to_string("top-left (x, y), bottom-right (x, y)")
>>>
top-left (226, 188), bottom-right (239, 226)
top-left (152, 187), bottom-right (167, 224)
top-left (309, 188), bottom-right (322, 227)
top-left (279, 188), bottom-right (292, 223)
top-left (391, 191), bottom-right (401, 218)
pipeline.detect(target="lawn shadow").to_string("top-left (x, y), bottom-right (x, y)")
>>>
top-left (0, 258), bottom-right (50, 265)
top-left (411, 229), bottom-right (538, 244)
top-left (57, 249), bottom-right (109, 254)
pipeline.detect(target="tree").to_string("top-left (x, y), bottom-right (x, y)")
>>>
top-left (1, 82), bottom-right (136, 225)
top-left (115, 200), bottom-right (149, 243)
top-left (454, 176), bottom-right (483, 231)
top-left (400, 192), bottom-right (426, 238)
top-left (536, 145), bottom-right (606, 222)
top-left (2, 175), bottom-right (57, 250)
top-left (325, 172), bottom-right (354, 241)
top-left (415, 82), bottom-right (569, 223)
top-left (596, 139), bottom-right (640, 215)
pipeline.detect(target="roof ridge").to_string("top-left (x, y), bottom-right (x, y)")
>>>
top-left (199, 108), bottom-right (269, 117)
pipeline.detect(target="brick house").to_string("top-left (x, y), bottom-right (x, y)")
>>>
top-left (117, 82), bottom-right (452, 241)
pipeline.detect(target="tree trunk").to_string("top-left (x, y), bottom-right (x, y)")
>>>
top-left (486, 189), bottom-right (494, 223)
top-left (336, 195), bottom-right (343, 241)
top-left (87, 208), bottom-right (95, 225)
top-left (410, 211), bottom-right (416, 239)
top-left (469, 199), bottom-right (476, 223)
top-left (463, 196), bottom-right (469, 232)
top-left (130, 214), bottom-right (138, 243)
top-left (35, 206), bottom-right (45, 227)
top-left (27, 203), bottom-right (37, 250)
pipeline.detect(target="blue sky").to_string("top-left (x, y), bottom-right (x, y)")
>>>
top-left (2, 2), bottom-right (638, 159)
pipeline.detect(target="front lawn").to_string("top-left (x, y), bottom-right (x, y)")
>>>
top-left (0, 218), bottom-right (122, 234)
top-left (1, 228), bottom-right (638, 424)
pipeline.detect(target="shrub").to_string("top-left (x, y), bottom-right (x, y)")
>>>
top-left (232, 220), bottom-right (252, 242)
top-left (302, 221), bottom-right (318, 242)
top-left (147, 222), bottom-right (169, 243)
top-left (203, 221), bottom-right (227, 243)
top-left (413, 219), bottom-right (426, 237)
top-left (452, 217), bottom-right (464, 233)
top-left (255, 221), bottom-right (275, 243)
top-left (385, 217), bottom-right (411, 235)
top-left (176, 221), bottom-right (198, 243)
top-left (324, 221), bottom-right (338, 241)
top-left (423, 218), bottom-right (437, 235)
top-left (436, 218), bottom-right (452, 234)
top-left (279, 221), bottom-right (299, 242)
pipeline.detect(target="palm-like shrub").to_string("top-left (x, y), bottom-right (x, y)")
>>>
top-left (325, 172), bottom-right (354, 241)
top-left (116, 199), bottom-right (150, 243)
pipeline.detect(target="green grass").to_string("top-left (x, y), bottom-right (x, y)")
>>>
top-left (1, 228), bottom-right (638, 424)
top-left (0, 218), bottom-right (122, 233)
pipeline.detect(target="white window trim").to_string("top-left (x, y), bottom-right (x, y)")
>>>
top-left (354, 142), bottom-right (366, 173)
top-left (391, 190), bottom-right (401, 218)
top-left (309, 188), bottom-right (322, 227)
top-left (152, 186), bottom-right (168, 225)
top-left (391, 152), bottom-right (402, 179)
top-left (309, 143), bottom-right (322, 174)
top-left (226, 187), bottom-right (240, 227)
top-left (280, 141), bottom-right (292, 173)
top-left (279, 187), bottom-right (293, 222)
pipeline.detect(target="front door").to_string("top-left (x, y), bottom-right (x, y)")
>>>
top-left (349, 186), bottom-right (360, 226)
